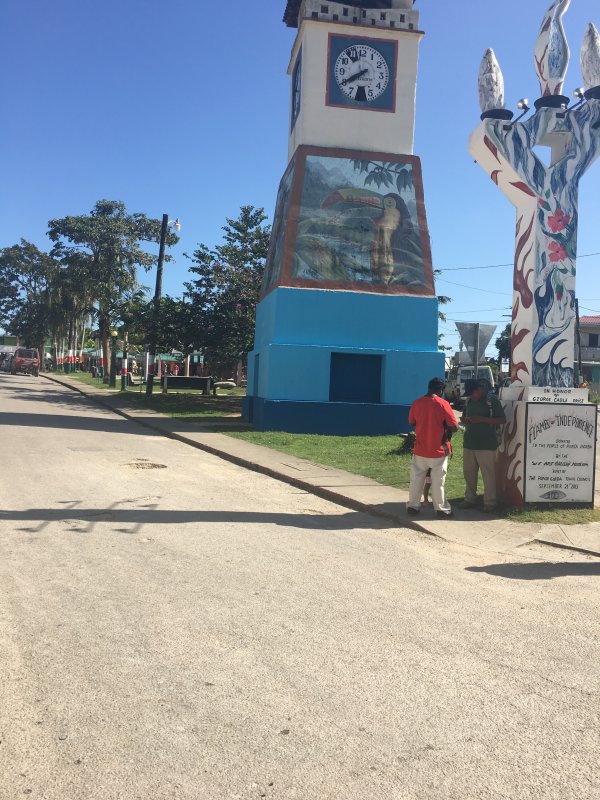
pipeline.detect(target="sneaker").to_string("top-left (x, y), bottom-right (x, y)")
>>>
top-left (406, 507), bottom-right (420, 516)
top-left (458, 501), bottom-right (476, 510)
top-left (436, 510), bottom-right (454, 519)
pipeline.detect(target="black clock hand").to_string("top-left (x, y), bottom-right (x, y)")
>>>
top-left (341, 68), bottom-right (368, 86)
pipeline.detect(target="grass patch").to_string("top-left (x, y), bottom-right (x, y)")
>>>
top-left (120, 391), bottom-right (244, 421)
top-left (225, 429), bottom-right (467, 499)
top-left (50, 370), bottom-right (116, 391)
top-left (506, 507), bottom-right (600, 525)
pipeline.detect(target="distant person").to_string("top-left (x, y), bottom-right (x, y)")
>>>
top-left (407, 377), bottom-right (458, 519)
top-left (172, 363), bottom-right (179, 376)
top-left (459, 379), bottom-right (506, 513)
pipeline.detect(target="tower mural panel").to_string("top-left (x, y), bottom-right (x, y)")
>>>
top-left (262, 148), bottom-right (434, 297)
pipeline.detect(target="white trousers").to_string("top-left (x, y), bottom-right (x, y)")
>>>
top-left (408, 454), bottom-right (452, 513)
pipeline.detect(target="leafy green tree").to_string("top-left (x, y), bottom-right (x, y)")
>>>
top-left (495, 323), bottom-right (512, 362)
top-left (185, 206), bottom-right (271, 376)
top-left (0, 240), bottom-right (61, 360)
top-left (126, 295), bottom-right (194, 356)
top-left (47, 200), bottom-right (178, 374)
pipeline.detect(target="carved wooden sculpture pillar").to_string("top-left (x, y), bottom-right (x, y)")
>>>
top-left (470, 3), bottom-right (600, 387)
top-left (468, 1), bottom-right (600, 506)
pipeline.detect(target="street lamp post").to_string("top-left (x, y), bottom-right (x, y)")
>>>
top-left (146, 214), bottom-right (180, 397)
top-left (109, 329), bottom-right (118, 389)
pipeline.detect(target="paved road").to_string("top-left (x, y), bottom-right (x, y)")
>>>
top-left (0, 373), bottom-right (599, 800)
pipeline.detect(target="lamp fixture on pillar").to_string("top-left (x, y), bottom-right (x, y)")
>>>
top-left (582, 23), bottom-right (600, 100)
top-left (478, 49), bottom-right (513, 121)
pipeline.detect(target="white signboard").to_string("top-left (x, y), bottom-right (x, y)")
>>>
top-left (524, 386), bottom-right (588, 404)
top-left (525, 403), bottom-right (597, 504)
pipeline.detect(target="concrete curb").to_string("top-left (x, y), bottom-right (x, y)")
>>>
top-left (41, 374), bottom-right (600, 559)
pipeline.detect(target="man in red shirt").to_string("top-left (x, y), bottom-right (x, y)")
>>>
top-left (407, 377), bottom-right (458, 518)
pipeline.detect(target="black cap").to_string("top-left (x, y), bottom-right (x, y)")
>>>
top-left (428, 377), bottom-right (446, 394)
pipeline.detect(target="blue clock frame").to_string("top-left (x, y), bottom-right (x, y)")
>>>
top-left (326, 33), bottom-right (397, 113)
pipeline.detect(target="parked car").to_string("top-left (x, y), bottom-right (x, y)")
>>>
top-left (11, 347), bottom-right (40, 377)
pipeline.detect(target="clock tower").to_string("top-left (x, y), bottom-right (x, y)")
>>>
top-left (243, 1), bottom-right (443, 434)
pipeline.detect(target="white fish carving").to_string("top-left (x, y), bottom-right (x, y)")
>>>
top-left (534, 0), bottom-right (571, 96)
top-left (478, 48), bottom-right (506, 113)
top-left (581, 23), bottom-right (600, 91)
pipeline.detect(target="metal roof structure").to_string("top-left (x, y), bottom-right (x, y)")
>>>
top-left (283, 0), bottom-right (415, 27)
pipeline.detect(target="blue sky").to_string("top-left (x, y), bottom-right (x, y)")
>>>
top-left (1, 0), bottom-right (599, 354)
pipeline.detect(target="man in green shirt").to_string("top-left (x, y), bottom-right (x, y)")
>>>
top-left (459, 379), bottom-right (506, 512)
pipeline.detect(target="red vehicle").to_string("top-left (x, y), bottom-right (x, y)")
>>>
top-left (11, 347), bottom-right (40, 377)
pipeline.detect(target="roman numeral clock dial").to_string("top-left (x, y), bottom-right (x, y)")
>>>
top-left (327, 35), bottom-right (397, 112)
top-left (335, 45), bottom-right (389, 103)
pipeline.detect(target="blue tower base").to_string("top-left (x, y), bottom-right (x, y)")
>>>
top-left (243, 288), bottom-right (444, 436)
top-left (243, 397), bottom-right (411, 435)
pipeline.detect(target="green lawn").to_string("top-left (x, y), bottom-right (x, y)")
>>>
top-left (121, 392), bottom-right (244, 420)
top-left (50, 370), bottom-right (116, 391)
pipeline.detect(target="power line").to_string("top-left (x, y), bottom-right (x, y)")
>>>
top-left (449, 307), bottom-right (510, 314)
top-left (437, 277), bottom-right (512, 295)
top-left (438, 250), bottom-right (600, 272)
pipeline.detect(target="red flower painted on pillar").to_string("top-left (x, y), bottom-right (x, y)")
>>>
top-left (549, 241), bottom-right (568, 262)
top-left (547, 208), bottom-right (571, 233)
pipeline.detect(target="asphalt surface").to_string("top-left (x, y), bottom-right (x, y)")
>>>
top-left (0, 373), bottom-right (599, 800)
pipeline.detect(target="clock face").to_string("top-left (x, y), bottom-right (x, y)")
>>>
top-left (334, 44), bottom-right (390, 103)
top-left (291, 48), bottom-right (302, 129)
top-left (327, 35), bottom-right (397, 112)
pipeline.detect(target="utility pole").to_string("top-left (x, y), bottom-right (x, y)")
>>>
top-left (146, 214), bottom-right (168, 398)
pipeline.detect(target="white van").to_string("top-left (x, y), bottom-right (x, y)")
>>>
top-left (445, 364), bottom-right (495, 407)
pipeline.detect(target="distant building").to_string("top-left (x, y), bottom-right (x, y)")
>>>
top-left (579, 315), bottom-right (600, 385)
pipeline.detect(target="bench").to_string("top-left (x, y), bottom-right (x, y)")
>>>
top-left (127, 373), bottom-right (144, 386)
top-left (161, 376), bottom-right (215, 395)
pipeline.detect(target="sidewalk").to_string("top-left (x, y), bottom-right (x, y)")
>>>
top-left (43, 374), bottom-right (600, 560)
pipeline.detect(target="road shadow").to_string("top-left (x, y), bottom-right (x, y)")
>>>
top-left (466, 563), bottom-right (600, 581)
top-left (0, 506), bottom-right (398, 535)
top-left (0, 411), bottom-right (154, 437)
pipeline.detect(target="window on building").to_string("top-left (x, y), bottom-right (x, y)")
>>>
top-left (589, 333), bottom-right (599, 347)
top-left (321, 5), bottom-right (329, 13)
top-left (343, 7), bottom-right (348, 15)
top-left (400, 14), bottom-right (405, 22)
